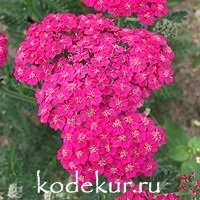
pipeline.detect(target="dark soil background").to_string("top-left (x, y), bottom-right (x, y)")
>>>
top-left (168, 0), bottom-right (200, 136)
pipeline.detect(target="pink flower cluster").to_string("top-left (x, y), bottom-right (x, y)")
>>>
top-left (115, 184), bottom-right (154, 200)
top-left (14, 13), bottom-right (174, 92)
top-left (0, 33), bottom-right (8, 68)
top-left (179, 172), bottom-right (200, 198)
top-left (83, 0), bottom-right (169, 25)
top-left (57, 113), bottom-right (165, 186)
top-left (115, 185), bottom-right (180, 200)
top-left (155, 193), bottom-right (180, 200)
top-left (14, 13), bottom-right (174, 188)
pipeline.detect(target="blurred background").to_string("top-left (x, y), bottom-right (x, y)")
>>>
top-left (0, 0), bottom-right (200, 199)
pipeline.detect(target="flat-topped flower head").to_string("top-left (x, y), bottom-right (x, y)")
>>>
top-left (83, 0), bottom-right (169, 25)
top-left (14, 13), bottom-right (174, 133)
top-left (58, 113), bottom-right (166, 187)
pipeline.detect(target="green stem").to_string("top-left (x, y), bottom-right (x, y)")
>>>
top-left (149, 113), bottom-right (159, 125)
top-left (66, 175), bottom-right (76, 199)
top-left (125, 17), bottom-right (139, 22)
top-left (0, 86), bottom-right (36, 104)
top-left (42, 157), bottom-right (56, 180)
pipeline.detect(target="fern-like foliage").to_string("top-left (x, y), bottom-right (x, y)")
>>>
top-left (144, 84), bottom-right (182, 108)
top-left (169, 35), bottom-right (200, 65)
top-left (0, 0), bottom-right (29, 47)
top-left (0, 0), bottom-right (83, 48)
top-left (167, 11), bottom-right (188, 23)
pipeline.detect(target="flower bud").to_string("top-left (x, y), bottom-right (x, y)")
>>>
top-left (190, 188), bottom-right (197, 196)
top-left (153, 18), bottom-right (178, 39)
top-left (189, 172), bottom-right (196, 180)
top-left (180, 174), bottom-right (189, 183)
top-left (179, 184), bottom-right (186, 191)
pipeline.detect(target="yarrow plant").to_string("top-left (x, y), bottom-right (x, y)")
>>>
top-left (0, 0), bottom-right (197, 199)
top-left (13, 12), bottom-right (174, 188)
top-left (0, 33), bottom-right (8, 68)
top-left (83, 0), bottom-right (169, 25)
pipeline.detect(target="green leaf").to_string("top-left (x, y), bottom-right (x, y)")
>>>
top-left (181, 158), bottom-right (200, 180)
top-left (167, 11), bottom-right (188, 23)
top-left (188, 136), bottom-right (200, 149)
top-left (144, 84), bottom-right (182, 108)
top-left (167, 145), bottom-right (189, 161)
top-left (164, 118), bottom-right (188, 149)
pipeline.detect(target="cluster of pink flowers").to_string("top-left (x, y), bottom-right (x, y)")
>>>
top-left (57, 112), bottom-right (166, 186)
top-left (115, 185), bottom-right (180, 200)
top-left (0, 33), bottom-right (8, 68)
top-left (115, 184), bottom-right (154, 200)
top-left (155, 194), bottom-right (180, 200)
top-left (114, 172), bottom-right (199, 200)
top-left (14, 13), bottom-right (174, 92)
top-left (179, 172), bottom-right (200, 198)
top-left (14, 13), bottom-right (174, 190)
top-left (115, 172), bottom-right (200, 200)
top-left (83, 0), bottom-right (169, 25)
